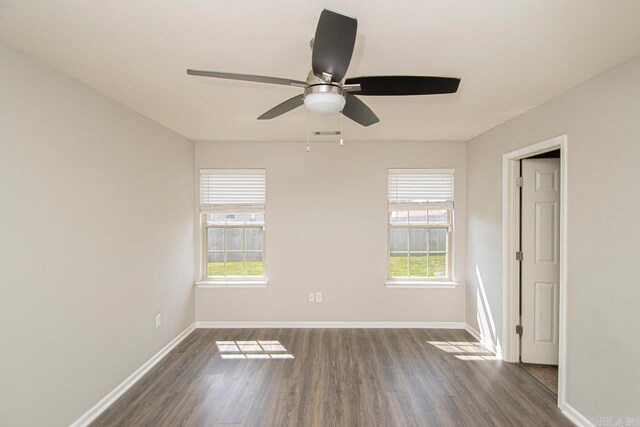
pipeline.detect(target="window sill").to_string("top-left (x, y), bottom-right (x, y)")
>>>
top-left (195, 280), bottom-right (268, 288)
top-left (385, 280), bottom-right (458, 289)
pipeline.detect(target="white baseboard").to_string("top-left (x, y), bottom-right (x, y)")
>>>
top-left (464, 323), bottom-right (502, 358)
top-left (196, 321), bottom-right (466, 329)
top-left (70, 323), bottom-right (196, 427)
top-left (562, 403), bottom-right (594, 427)
top-left (464, 323), bottom-right (481, 340)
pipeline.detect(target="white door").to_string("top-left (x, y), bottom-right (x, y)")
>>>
top-left (521, 158), bottom-right (560, 365)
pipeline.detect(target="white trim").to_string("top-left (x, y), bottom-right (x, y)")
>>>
top-left (385, 281), bottom-right (458, 288)
top-left (501, 136), bottom-right (564, 159)
top-left (558, 138), bottom-right (569, 411)
top-left (501, 134), bottom-right (568, 410)
top-left (196, 281), bottom-right (267, 288)
top-left (388, 202), bottom-right (454, 211)
top-left (562, 403), bottom-right (594, 427)
top-left (465, 323), bottom-right (481, 340)
top-left (200, 168), bottom-right (266, 175)
top-left (388, 168), bottom-right (455, 174)
top-left (196, 321), bottom-right (466, 329)
top-left (69, 323), bottom-right (196, 427)
top-left (200, 210), bottom-right (268, 282)
top-left (201, 204), bottom-right (265, 214)
top-left (465, 323), bottom-right (502, 357)
top-left (501, 155), bottom-right (520, 362)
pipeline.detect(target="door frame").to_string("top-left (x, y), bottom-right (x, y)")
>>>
top-left (501, 135), bottom-right (568, 409)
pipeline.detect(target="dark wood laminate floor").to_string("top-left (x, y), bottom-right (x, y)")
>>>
top-left (520, 363), bottom-right (559, 395)
top-left (92, 329), bottom-right (573, 427)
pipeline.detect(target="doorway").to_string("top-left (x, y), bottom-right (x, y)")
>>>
top-left (519, 152), bottom-right (560, 394)
top-left (501, 135), bottom-right (568, 410)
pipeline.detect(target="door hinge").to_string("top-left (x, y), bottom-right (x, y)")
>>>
top-left (516, 251), bottom-right (523, 261)
top-left (516, 177), bottom-right (523, 187)
top-left (516, 325), bottom-right (523, 335)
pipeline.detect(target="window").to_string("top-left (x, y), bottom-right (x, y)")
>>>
top-left (388, 169), bottom-right (454, 282)
top-left (200, 169), bottom-right (266, 281)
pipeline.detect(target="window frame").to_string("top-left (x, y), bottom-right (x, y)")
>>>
top-left (386, 209), bottom-right (453, 282)
top-left (197, 169), bottom-right (267, 285)
top-left (386, 169), bottom-right (456, 285)
top-left (201, 212), bottom-right (266, 281)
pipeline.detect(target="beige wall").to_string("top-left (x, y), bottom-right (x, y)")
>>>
top-left (4, 29), bottom-right (637, 425)
top-left (195, 140), bottom-right (467, 323)
top-left (0, 44), bottom-right (195, 426)
top-left (466, 56), bottom-right (640, 417)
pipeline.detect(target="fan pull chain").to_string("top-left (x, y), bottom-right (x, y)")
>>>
top-left (339, 111), bottom-right (345, 146)
top-left (306, 110), bottom-right (311, 152)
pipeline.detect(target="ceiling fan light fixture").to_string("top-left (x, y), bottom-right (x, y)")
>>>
top-left (303, 91), bottom-right (346, 115)
top-left (303, 85), bottom-right (345, 115)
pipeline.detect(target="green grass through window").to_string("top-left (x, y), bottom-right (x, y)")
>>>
top-left (208, 261), bottom-right (264, 277)
top-left (208, 256), bottom-right (445, 278)
top-left (389, 254), bottom-right (446, 278)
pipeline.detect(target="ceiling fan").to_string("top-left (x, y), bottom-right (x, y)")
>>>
top-left (187, 9), bottom-right (461, 127)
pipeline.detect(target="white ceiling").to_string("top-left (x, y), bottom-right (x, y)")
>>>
top-left (2, 1), bottom-right (640, 142)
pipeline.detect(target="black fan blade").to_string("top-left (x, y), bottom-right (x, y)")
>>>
top-left (344, 76), bottom-right (461, 96)
top-left (257, 95), bottom-right (304, 120)
top-left (187, 70), bottom-right (307, 88)
top-left (342, 93), bottom-right (379, 127)
top-left (311, 9), bottom-right (357, 82)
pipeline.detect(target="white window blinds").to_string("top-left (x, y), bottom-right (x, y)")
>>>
top-left (200, 169), bottom-right (266, 213)
top-left (388, 169), bottom-right (454, 210)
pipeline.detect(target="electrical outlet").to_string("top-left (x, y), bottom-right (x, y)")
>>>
top-left (308, 292), bottom-right (315, 302)
top-left (315, 292), bottom-right (322, 303)
top-left (155, 313), bottom-right (162, 329)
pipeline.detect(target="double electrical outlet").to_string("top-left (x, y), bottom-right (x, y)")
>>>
top-left (308, 292), bottom-right (323, 303)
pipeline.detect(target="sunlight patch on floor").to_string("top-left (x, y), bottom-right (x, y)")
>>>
top-left (427, 340), bottom-right (497, 361)
top-left (216, 340), bottom-right (294, 359)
